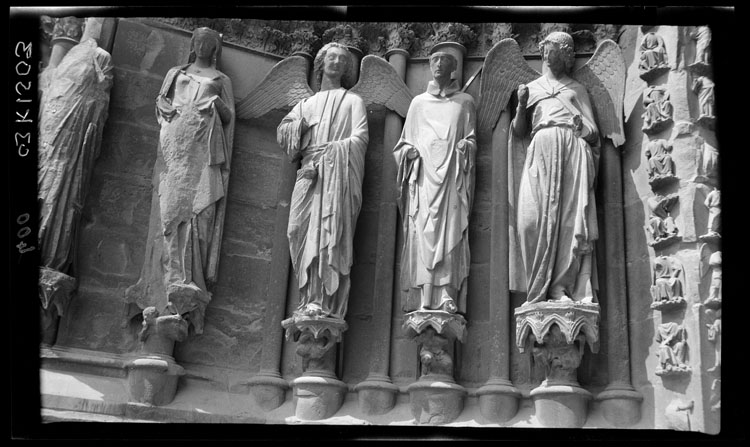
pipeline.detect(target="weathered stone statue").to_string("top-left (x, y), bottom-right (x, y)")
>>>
top-left (655, 322), bottom-right (690, 376)
top-left (691, 25), bottom-right (711, 66)
top-left (511, 32), bottom-right (601, 305)
top-left (639, 32), bottom-right (669, 80)
top-left (641, 86), bottom-right (673, 134)
top-left (38, 17), bottom-right (113, 344)
top-left (650, 256), bottom-right (685, 310)
top-left (702, 188), bottom-right (721, 240)
top-left (705, 251), bottom-right (722, 307)
top-left (645, 193), bottom-right (680, 248)
top-left (277, 42), bottom-right (369, 321)
top-left (394, 51), bottom-right (477, 314)
top-left (644, 139), bottom-right (676, 188)
top-left (125, 27), bottom-right (235, 336)
top-left (706, 309), bottom-right (721, 373)
top-left (692, 75), bottom-right (715, 127)
top-left (238, 39), bottom-right (411, 420)
top-left (497, 31), bottom-right (626, 428)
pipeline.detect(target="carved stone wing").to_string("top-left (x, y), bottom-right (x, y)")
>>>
top-left (349, 55), bottom-right (413, 118)
top-left (235, 55), bottom-right (313, 120)
top-left (571, 39), bottom-right (626, 147)
top-left (477, 38), bottom-right (539, 135)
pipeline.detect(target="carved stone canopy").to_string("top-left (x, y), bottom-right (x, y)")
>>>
top-left (514, 301), bottom-right (600, 354)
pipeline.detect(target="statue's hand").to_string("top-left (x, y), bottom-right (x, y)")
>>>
top-left (517, 84), bottom-right (529, 107)
top-left (301, 166), bottom-right (317, 180)
top-left (406, 147), bottom-right (419, 160)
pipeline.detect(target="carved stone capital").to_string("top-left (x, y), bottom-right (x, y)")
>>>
top-left (138, 306), bottom-right (188, 356)
top-left (282, 315), bottom-right (347, 375)
top-left (322, 24), bottom-right (368, 56)
top-left (514, 301), bottom-right (600, 354)
top-left (51, 16), bottom-right (84, 45)
top-left (385, 23), bottom-right (416, 55)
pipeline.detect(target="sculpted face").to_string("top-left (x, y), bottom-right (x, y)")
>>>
top-left (194, 33), bottom-right (217, 60)
top-left (323, 46), bottom-right (349, 80)
top-left (430, 53), bottom-right (456, 83)
top-left (543, 43), bottom-right (567, 74)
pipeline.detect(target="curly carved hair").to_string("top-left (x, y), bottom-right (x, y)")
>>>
top-left (313, 42), bottom-right (356, 90)
top-left (539, 31), bottom-right (576, 74)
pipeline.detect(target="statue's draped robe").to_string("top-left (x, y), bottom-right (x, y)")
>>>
top-left (509, 76), bottom-right (600, 304)
top-left (38, 38), bottom-right (113, 274)
top-left (126, 64), bottom-right (235, 334)
top-left (394, 80), bottom-right (477, 312)
top-left (277, 88), bottom-right (369, 320)
top-left (656, 322), bottom-right (687, 368)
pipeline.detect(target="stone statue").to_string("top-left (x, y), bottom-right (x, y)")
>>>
top-left (394, 51), bottom-right (477, 313)
top-left (644, 139), bottom-right (675, 184)
top-left (641, 86), bottom-right (673, 134)
top-left (508, 31), bottom-right (620, 304)
top-left (655, 322), bottom-right (690, 376)
top-left (125, 27), bottom-right (235, 334)
top-left (276, 42), bottom-right (370, 320)
top-left (692, 75), bottom-right (715, 121)
top-left (706, 309), bottom-right (721, 373)
top-left (706, 251), bottom-right (722, 306)
top-left (639, 32), bottom-right (668, 75)
top-left (691, 25), bottom-right (711, 66)
top-left (645, 193), bottom-right (680, 248)
top-left (38, 17), bottom-right (113, 342)
top-left (703, 189), bottom-right (720, 238)
top-left (650, 256), bottom-right (684, 309)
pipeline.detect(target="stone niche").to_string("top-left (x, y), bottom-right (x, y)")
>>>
top-left (28, 9), bottom-right (731, 436)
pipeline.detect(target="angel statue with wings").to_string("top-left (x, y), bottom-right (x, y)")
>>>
top-left (236, 42), bottom-right (412, 324)
top-left (478, 31), bottom-right (625, 306)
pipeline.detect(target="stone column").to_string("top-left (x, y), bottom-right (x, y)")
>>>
top-left (353, 45), bottom-right (409, 415)
top-left (246, 51), bottom-right (314, 411)
top-left (475, 110), bottom-right (521, 423)
top-left (596, 140), bottom-right (644, 427)
top-left (46, 17), bottom-right (83, 69)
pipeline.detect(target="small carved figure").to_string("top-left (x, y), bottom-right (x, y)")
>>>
top-left (415, 329), bottom-right (453, 377)
top-left (644, 139), bottom-right (675, 182)
top-left (645, 194), bottom-right (680, 247)
top-left (125, 28), bottom-right (235, 334)
top-left (394, 50), bottom-right (477, 313)
top-left (691, 25), bottom-right (711, 66)
top-left (650, 256), bottom-right (684, 309)
top-left (706, 309), bottom-right (721, 373)
top-left (277, 43), bottom-right (369, 320)
top-left (692, 75), bottom-right (715, 121)
top-left (703, 189), bottom-right (721, 238)
top-left (706, 251), bottom-right (722, 307)
top-left (655, 322), bottom-right (690, 375)
top-left (639, 32), bottom-right (669, 75)
top-left (641, 86), bottom-right (673, 134)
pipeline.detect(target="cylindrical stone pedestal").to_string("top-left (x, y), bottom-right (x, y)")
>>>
top-left (476, 378), bottom-right (521, 424)
top-left (292, 373), bottom-right (348, 420)
top-left (531, 383), bottom-right (592, 428)
top-left (354, 374), bottom-right (400, 416)
top-left (597, 384), bottom-right (645, 428)
top-left (246, 371), bottom-right (290, 412)
top-left (407, 375), bottom-right (466, 425)
top-left (126, 355), bottom-right (185, 406)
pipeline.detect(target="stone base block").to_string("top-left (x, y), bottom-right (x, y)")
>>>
top-left (407, 375), bottom-right (466, 425)
top-left (476, 380), bottom-right (521, 423)
top-left (246, 372), bottom-right (289, 411)
top-left (530, 383), bottom-right (592, 428)
top-left (126, 356), bottom-right (185, 406)
top-left (354, 376), bottom-right (399, 415)
top-left (292, 375), bottom-right (348, 420)
top-left (597, 386), bottom-right (643, 427)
